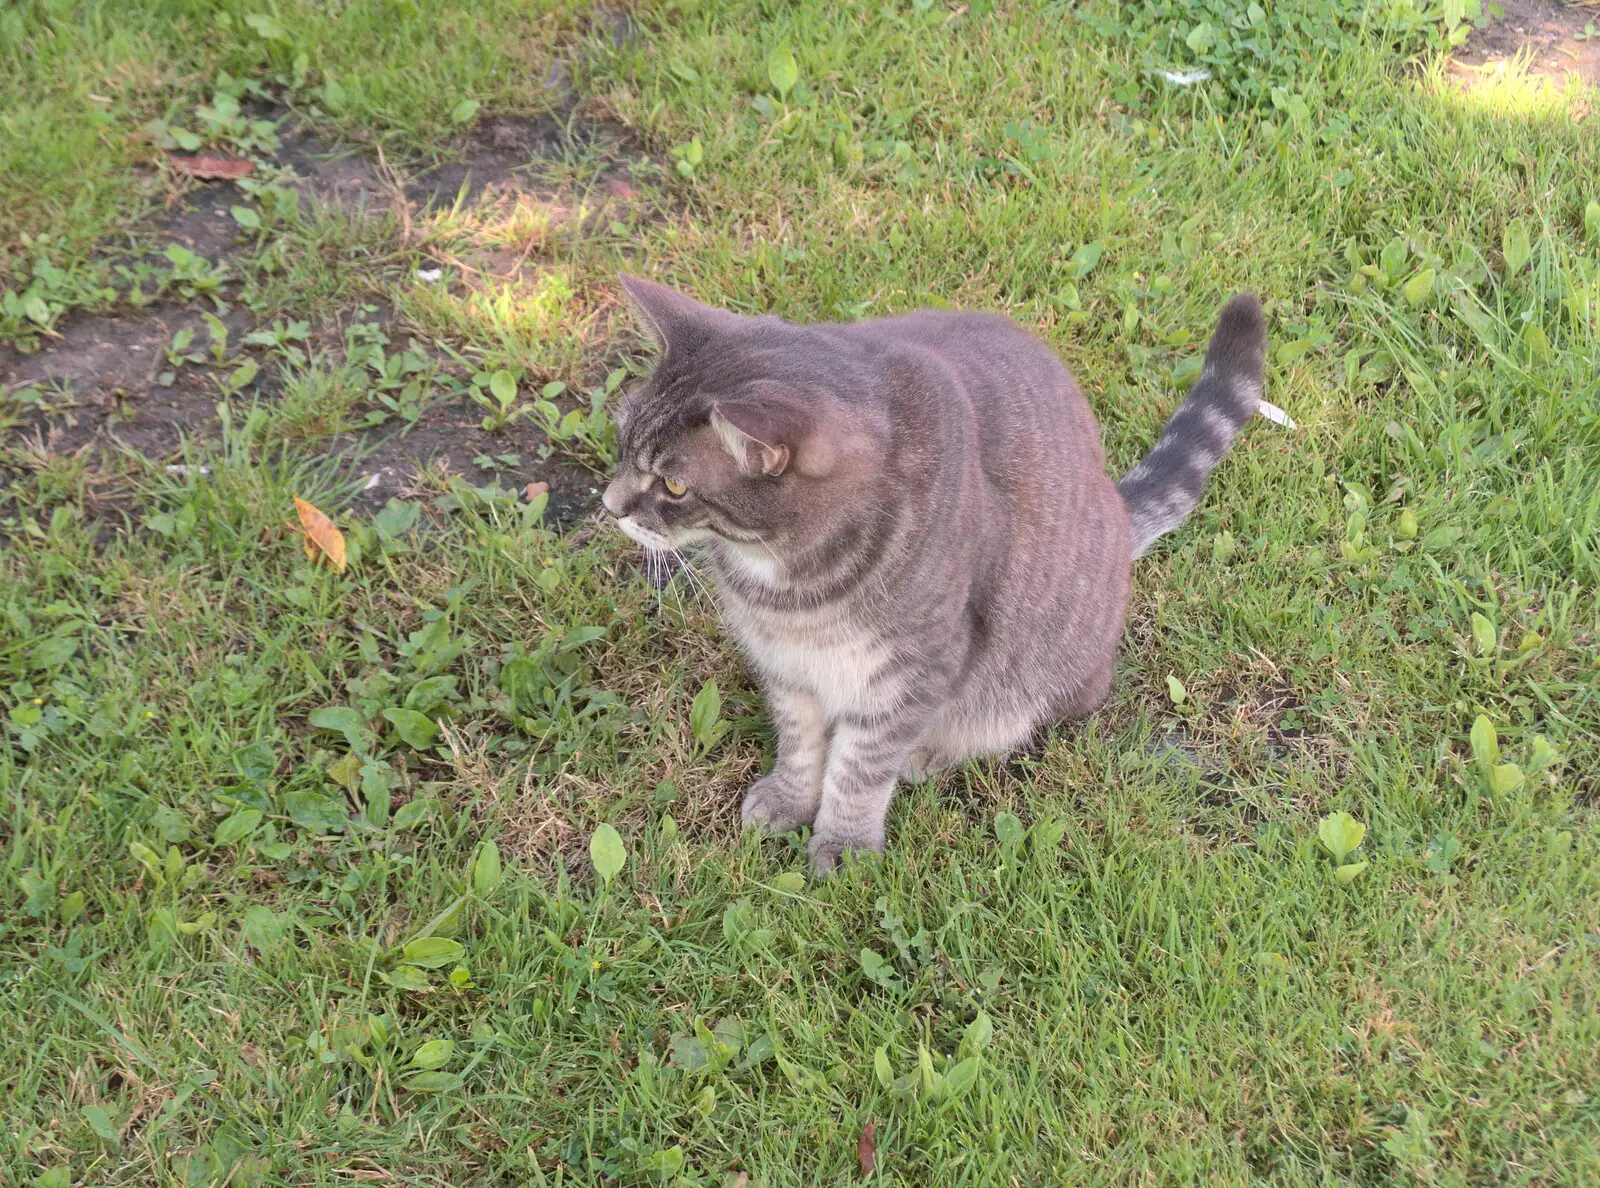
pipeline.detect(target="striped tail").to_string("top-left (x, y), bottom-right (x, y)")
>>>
top-left (1118, 293), bottom-right (1268, 558)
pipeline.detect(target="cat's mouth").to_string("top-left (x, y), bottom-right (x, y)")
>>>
top-left (614, 515), bottom-right (671, 552)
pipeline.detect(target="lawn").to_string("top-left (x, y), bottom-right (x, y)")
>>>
top-left (3, 0), bottom-right (1599, 1184)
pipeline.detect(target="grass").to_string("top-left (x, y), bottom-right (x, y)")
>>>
top-left (3, 0), bottom-right (1600, 1184)
top-left (0, 0), bottom-right (588, 261)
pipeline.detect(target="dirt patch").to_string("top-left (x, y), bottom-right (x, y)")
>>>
top-left (275, 122), bottom-right (388, 207)
top-left (1451, 0), bottom-right (1600, 87)
top-left (156, 172), bottom-right (254, 263)
top-left (406, 112), bottom-right (636, 211)
top-left (2, 104), bottom-right (654, 528)
top-left (2, 306), bottom-right (255, 457)
top-left (341, 399), bottom-right (604, 528)
top-left (2, 7), bottom-right (662, 529)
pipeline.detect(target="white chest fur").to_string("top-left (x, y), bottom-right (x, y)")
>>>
top-left (723, 604), bottom-right (897, 719)
top-left (709, 543), bottom-right (904, 719)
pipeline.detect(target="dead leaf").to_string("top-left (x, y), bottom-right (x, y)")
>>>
top-left (167, 153), bottom-right (255, 181)
top-left (858, 1121), bottom-right (876, 1177)
top-left (524, 481), bottom-right (549, 501)
top-left (294, 498), bottom-right (347, 572)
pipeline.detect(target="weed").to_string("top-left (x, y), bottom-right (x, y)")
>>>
top-left (468, 368), bottom-right (527, 432)
top-left (527, 365), bottom-right (625, 471)
top-left (160, 245), bottom-right (232, 312)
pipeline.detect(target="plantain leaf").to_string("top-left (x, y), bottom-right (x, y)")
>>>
top-left (767, 45), bottom-right (799, 99)
top-left (1402, 268), bottom-right (1435, 308)
top-left (1489, 763), bottom-right (1524, 796)
top-left (1317, 812), bottom-right (1366, 863)
top-left (1469, 714), bottom-right (1499, 771)
top-left (402, 937), bottom-right (465, 969)
top-left (590, 823), bottom-right (627, 884)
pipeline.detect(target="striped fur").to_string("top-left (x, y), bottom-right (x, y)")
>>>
top-left (605, 276), bottom-right (1264, 874)
top-left (1118, 294), bottom-right (1268, 558)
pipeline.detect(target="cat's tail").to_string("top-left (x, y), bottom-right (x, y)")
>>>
top-left (1117, 293), bottom-right (1269, 559)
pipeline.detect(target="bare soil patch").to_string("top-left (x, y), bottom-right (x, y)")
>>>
top-left (1, 103), bottom-right (649, 529)
top-left (1451, 0), bottom-right (1600, 87)
top-left (339, 405), bottom-right (605, 528)
top-left (3, 307), bottom-right (254, 460)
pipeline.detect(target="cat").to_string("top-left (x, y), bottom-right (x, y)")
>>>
top-left (602, 275), bottom-right (1267, 874)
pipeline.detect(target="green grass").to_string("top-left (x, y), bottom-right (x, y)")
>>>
top-left (0, 0), bottom-right (590, 328)
top-left (5, 0), bottom-right (1600, 1184)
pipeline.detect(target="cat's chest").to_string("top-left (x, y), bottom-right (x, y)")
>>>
top-left (724, 608), bottom-right (896, 717)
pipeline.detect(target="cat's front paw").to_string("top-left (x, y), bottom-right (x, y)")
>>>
top-left (902, 745), bottom-right (943, 782)
top-left (740, 773), bottom-right (819, 833)
top-left (807, 830), bottom-right (883, 877)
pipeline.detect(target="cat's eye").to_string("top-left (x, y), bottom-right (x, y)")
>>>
top-left (661, 477), bottom-right (688, 497)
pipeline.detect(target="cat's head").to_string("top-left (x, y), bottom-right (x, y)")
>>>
top-left (601, 275), bottom-right (878, 562)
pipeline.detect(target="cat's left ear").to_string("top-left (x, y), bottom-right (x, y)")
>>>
top-left (711, 396), bottom-right (835, 478)
top-left (619, 274), bottom-right (732, 355)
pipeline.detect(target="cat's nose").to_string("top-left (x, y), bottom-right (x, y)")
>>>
top-left (601, 476), bottom-right (630, 517)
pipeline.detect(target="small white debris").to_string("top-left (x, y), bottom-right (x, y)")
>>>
top-left (1256, 400), bottom-right (1297, 429)
top-left (166, 464), bottom-right (211, 477)
top-left (416, 268), bottom-right (443, 283)
top-left (362, 472), bottom-right (383, 491)
top-left (1159, 69), bottom-right (1211, 86)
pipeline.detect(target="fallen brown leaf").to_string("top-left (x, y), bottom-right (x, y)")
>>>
top-left (858, 1121), bottom-right (876, 1177)
top-left (167, 153), bottom-right (255, 181)
top-left (294, 498), bottom-right (347, 572)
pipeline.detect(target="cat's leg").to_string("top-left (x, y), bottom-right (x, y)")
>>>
top-left (1051, 653), bottom-right (1116, 722)
top-left (901, 743), bottom-right (941, 782)
top-left (904, 704), bottom-right (1039, 777)
top-left (740, 684), bottom-right (828, 832)
top-left (809, 711), bottom-right (929, 875)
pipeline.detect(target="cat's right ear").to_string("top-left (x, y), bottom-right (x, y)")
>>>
top-left (619, 274), bottom-right (729, 354)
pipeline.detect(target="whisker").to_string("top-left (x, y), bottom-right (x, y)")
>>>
top-left (687, 559), bottom-right (715, 606)
top-left (670, 547), bottom-right (713, 607)
top-left (644, 546), bottom-right (668, 590)
top-left (646, 548), bottom-right (665, 617)
top-left (688, 553), bottom-right (715, 605)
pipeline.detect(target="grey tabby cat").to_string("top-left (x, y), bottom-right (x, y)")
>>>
top-left (603, 275), bottom-right (1267, 874)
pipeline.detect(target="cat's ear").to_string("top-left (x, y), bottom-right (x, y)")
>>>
top-left (711, 397), bottom-right (836, 478)
top-left (619, 274), bottom-right (729, 354)
top-left (710, 402), bottom-right (790, 477)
